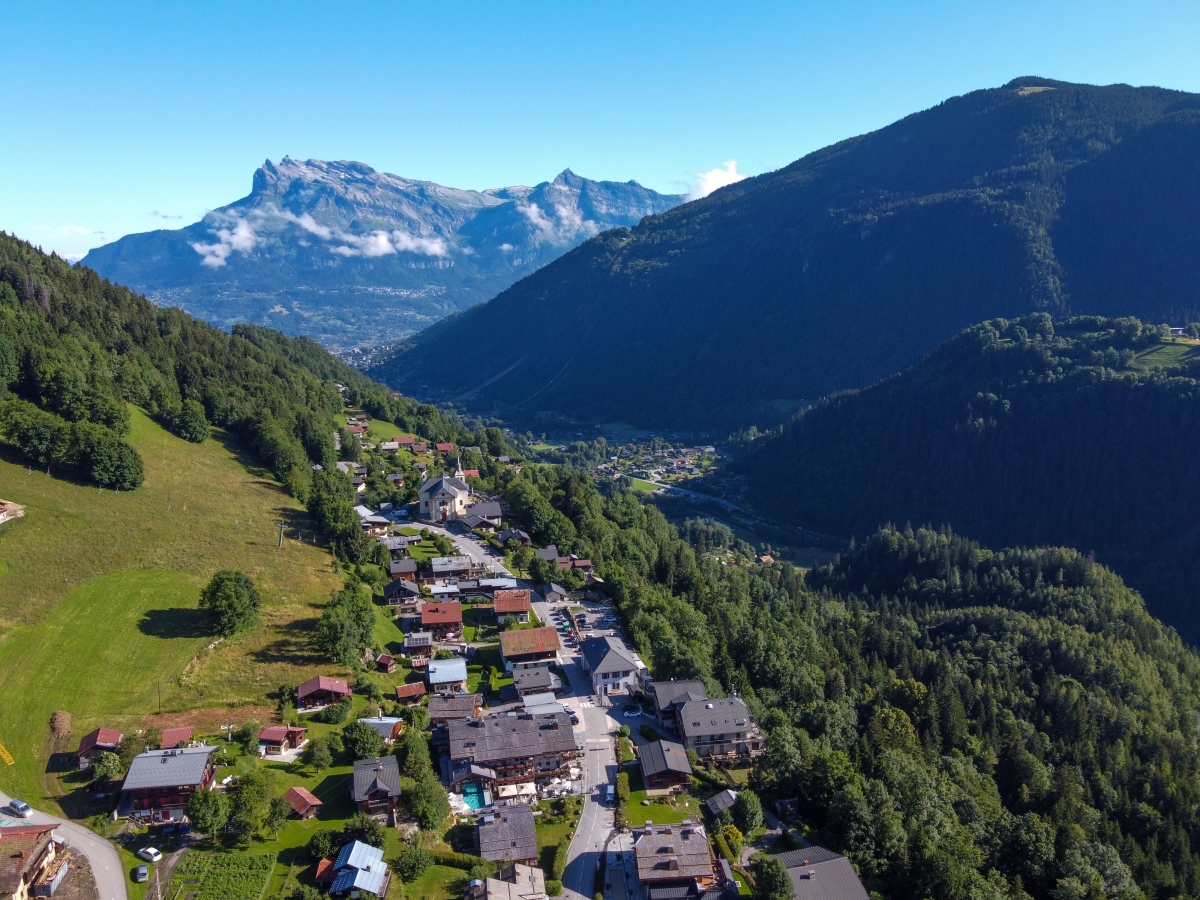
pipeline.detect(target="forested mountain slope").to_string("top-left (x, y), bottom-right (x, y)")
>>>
top-left (82, 160), bottom-right (681, 349)
top-left (0, 232), bottom-right (471, 496)
top-left (495, 462), bottom-right (1200, 899)
top-left (374, 77), bottom-right (1200, 430)
top-left (742, 314), bottom-right (1200, 643)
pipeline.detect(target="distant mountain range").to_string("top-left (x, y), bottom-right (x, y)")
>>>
top-left (82, 159), bottom-right (683, 349)
top-left (371, 77), bottom-right (1200, 430)
top-left (741, 313), bottom-right (1200, 644)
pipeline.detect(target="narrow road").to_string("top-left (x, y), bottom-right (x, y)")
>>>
top-left (0, 788), bottom-right (127, 900)
top-left (530, 595), bottom-right (617, 900)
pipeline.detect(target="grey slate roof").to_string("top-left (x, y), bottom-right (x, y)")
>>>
top-left (420, 474), bottom-right (469, 496)
top-left (513, 668), bottom-right (554, 692)
top-left (432, 555), bottom-right (473, 574)
top-left (775, 847), bottom-right (870, 900)
top-left (448, 713), bottom-right (576, 764)
top-left (705, 789), bottom-right (739, 817)
top-left (476, 806), bottom-right (538, 862)
top-left (382, 577), bottom-right (420, 598)
top-left (428, 658), bottom-right (469, 685)
top-left (580, 636), bottom-right (639, 674)
top-left (429, 693), bottom-right (483, 719)
top-left (465, 501), bottom-right (503, 520)
top-left (678, 697), bottom-right (754, 740)
top-left (534, 546), bottom-right (559, 562)
top-left (650, 680), bottom-right (709, 712)
top-left (351, 756), bottom-right (401, 801)
top-left (122, 746), bottom-right (215, 791)
top-left (640, 740), bottom-right (692, 779)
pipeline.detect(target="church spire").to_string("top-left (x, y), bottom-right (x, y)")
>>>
top-left (454, 452), bottom-right (464, 479)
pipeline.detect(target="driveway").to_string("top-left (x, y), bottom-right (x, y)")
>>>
top-left (0, 789), bottom-right (126, 900)
top-left (416, 522), bottom-right (512, 577)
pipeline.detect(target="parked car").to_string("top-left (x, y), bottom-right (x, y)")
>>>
top-left (622, 708), bottom-right (642, 718)
top-left (8, 800), bottom-right (32, 818)
top-left (137, 847), bottom-right (163, 863)
top-left (133, 865), bottom-right (149, 883)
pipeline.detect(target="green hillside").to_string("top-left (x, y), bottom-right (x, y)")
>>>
top-left (0, 407), bottom-right (343, 810)
top-left (373, 77), bottom-right (1200, 430)
top-left (741, 314), bottom-right (1200, 643)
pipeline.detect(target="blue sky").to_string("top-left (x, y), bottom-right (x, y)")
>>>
top-left (2, 0), bottom-right (1198, 259)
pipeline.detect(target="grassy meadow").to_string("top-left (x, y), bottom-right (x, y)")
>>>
top-left (0, 408), bottom-right (344, 811)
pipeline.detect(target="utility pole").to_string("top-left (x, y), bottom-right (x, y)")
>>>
top-left (277, 521), bottom-right (286, 548)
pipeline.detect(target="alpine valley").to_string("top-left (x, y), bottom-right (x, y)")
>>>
top-left (82, 159), bottom-right (683, 350)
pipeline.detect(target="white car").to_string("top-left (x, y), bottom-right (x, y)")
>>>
top-left (622, 708), bottom-right (642, 719)
top-left (137, 847), bottom-right (163, 863)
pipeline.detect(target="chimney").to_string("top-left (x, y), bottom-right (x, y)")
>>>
top-left (668, 857), bottom-right (679, 871)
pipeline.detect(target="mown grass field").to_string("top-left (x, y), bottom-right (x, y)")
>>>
top-left (0, 409), bottom-right (344, 812)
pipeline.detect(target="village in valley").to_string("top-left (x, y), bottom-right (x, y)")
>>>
top-left (0, 408), bottom-right (867, 900)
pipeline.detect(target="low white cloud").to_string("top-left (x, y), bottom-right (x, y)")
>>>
top-left (499, 243), bottom-right (514, 252)
top-left (516, 200), bottom-right (599, 245)
top-left (190, 205), bottom-right (445, 266)
top-left (686, 159), bottom-right (747, 201)
top-left (192, 216), bottom-right (261, 267)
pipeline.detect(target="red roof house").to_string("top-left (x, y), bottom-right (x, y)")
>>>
top-left (160, 727), bottom-right (193, 749)
top-left (435, 442), bottom-right (454, 452)
top-left (494, 589), bottom-right (532, 623)
top-left (258, 725), bottom-right (307, 755)
top-left (421, 601), bottom-right (463, 637)
top-left (395, 682), bottom-right (427, 703)
top-left (282, 785), bottom-right (323, 819)
top-left (463, 469), bottom-right (481, 478)
top-left (77, 727), bottom-right (122, 767)
top-left (397, 436), bottom-right (415, 446)
top-left (315, 858), bottom-right (336, 884)
top-left (413, 442), bottom-right (428, 454)
top-left (297, 675), bottom-right (352, 710)
top-left (0, 824), bottom-right (59, 899)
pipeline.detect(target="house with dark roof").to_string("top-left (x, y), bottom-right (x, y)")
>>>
top-left (159, 727), bottom-right (193, 749)
top-left (650, 680), bottom-right (710, 734)
top-left (395, 682), bottom-right (428, 704)
top-left (297, 675), bottom-right (351, 710)
top-left (774, 847), bottom-right (870, 900)
top-left (330, 840), bottom-right (391, 897)
top-left (0, 823), bottom-right (60, 900)
top-left (283, 785), bottom-right (323, 819)
top-left (421, 601), bottom-right (463, 638)
top-left (258, 725), bottom-right (307, 756)
top-left (512, 667), bottom-right (564, 697)
top-left (705, 789), bottom-right (739, 819)
top-left (351, 757), bottom-right (401, 816)
top-left (677, 698), bottom-right (764, 760)
top-left (429, 692), bottom-right (483, 724)
top-left (464, 500), bottom-right (502, 526)
top-left (634, 821), bottom-right (718, 891)
top-left (542, 583), bottom-right (569, 603)
top-left (579, 636), bottom-right (640, 695)
top-left (494, 589), bottom-right (532, 624)
top-left (499, 627), bottom-right (560, 673)
top-left (533, 546), bottom-right (559, 563)
top-left (419, 473), bottom-right (470, 522)
top-left (121, 746), bottom-right (217, 821)
top-left (639, 740), bottom-right (693, 789)
top-left (476, 806), bottom-right (538, 865)
top-left (388, 557), bottom-right (418, 579)
top-left (497, 529), bottom-right (531, 547)
top-left (403, 631), bottom-right (435, 665)
top-left (448, 713), bottom-right (577, 786)
top-left (377, 653), bottom-right (397, 674)
top-left (76, 726), bottom-right (122, 768)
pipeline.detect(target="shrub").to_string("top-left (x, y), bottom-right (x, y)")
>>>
top-left (307, 829), bottom-right (341, 859)
top-left (546, 880), bottom-right (563, 897)
top-left (315, 698), bottom-right (351, 725)
top-left (343, 812), bottom-right (387, 848)
top-left (200, 571), bottom-right (261, 636)
top-left (342, 720), bottom-right (385, 760)
top-left (551, 836), bottom-right (571, 879)
top-left (393, 844), bottom-right (434, 880)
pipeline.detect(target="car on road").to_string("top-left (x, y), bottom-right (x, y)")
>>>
top-left (133, 865), bottom-right (149, 883)
top-left (137, 847), bottom-right (163, 863)
top-left (8, 799), bottom-right (32, 818)
top-left (622, 708), bottom-right (642, 718)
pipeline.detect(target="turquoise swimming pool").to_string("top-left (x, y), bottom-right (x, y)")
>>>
top-left (463, 781), bottom-right (487, 810)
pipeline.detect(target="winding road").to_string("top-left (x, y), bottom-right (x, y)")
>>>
top-left (0, 788), bottom-right (127, 900)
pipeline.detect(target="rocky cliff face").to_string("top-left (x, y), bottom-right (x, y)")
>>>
top-left (82, 159), bottom-right (682, 349)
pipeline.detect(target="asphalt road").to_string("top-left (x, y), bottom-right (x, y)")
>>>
top-left (0, 788), bottom-right (127, 900)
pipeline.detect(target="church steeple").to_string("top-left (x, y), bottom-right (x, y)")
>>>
top-left (454, 452), bottom-right (464, 479)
